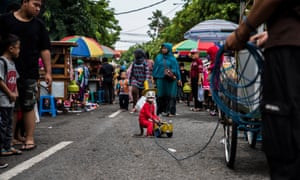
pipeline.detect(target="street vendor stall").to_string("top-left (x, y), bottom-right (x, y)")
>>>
top-left (39, 41), bottom-right (77, 99)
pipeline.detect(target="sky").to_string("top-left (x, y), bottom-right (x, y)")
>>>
top-left (109, 0), bottom-right (184, 50)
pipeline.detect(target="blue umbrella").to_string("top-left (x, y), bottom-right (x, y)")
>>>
top-left (184, 19), bottom-right (238, 42)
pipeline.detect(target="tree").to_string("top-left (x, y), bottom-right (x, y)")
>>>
top-left (160, 0), bottom-right (240, 45)
top-left (147, 10), bottom-right (171, 40)
top-left (43, 0), bottom-right (121, 47)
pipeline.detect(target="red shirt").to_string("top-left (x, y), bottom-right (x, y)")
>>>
top-left (139, 102), bottom-right (158, 122)
top-left (190, 58), bottom-right (203, 78)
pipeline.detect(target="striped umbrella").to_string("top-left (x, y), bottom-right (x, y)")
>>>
top-left (172, 39), bottom-right (215, 59)
top-left (100, 44), bottom-right (116, 58)
top-left (60, 35), bottom-right (104, 57)
top-left (184, 19), bottom-right (238, 42)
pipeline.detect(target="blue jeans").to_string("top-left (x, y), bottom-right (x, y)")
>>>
top-left (0, 107), bottom-right (14, 150)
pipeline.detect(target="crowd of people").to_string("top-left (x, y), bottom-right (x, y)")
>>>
top-left (1, 1), bottom-right (296, 178)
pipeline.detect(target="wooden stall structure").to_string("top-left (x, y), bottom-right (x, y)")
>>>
top-left (39, 41), bottom-right (77, 100)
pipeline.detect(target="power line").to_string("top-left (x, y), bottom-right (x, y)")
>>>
top-left (123, 24), bottom-right (149, 33)
top-left (115, 0), bottom-right (166, 15)
top-left (118, 39), bottom-right (149, 43)
top-left (120, 2), bottom-right (183, 33)
top-left (120, 32), bottom-right (149, 37)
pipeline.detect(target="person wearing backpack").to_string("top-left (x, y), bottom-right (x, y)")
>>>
top-left (0, 34), bottom-right (22, 167)
top-left (128, 49), bottom-right (150, 113)
top-left (115, 71), bottom-right (129, 111)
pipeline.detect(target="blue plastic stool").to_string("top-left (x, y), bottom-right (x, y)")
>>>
top-left (97, 90), bottom-right (104, 104)
top-left (39, 95), bottom-right (57, 117)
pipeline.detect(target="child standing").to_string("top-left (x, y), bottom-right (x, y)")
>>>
top-left (0, 34), bottom-right (22, 167)
top-left (177, 62), bottom-right (189, 103)
top-left (116, 71), bottom-right (129, 111)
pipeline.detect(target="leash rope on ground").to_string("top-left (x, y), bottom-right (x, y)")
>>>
top-left (154, 119), bottom-right (220, 161)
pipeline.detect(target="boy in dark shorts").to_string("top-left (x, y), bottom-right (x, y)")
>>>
top-left (0, 34), bottom-right (22, 166)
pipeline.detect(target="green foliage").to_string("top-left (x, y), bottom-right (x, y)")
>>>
top-left (119, 0), bottom-right (241, 63)
top-left (147, 10), bottom-right (171, 40)
top-left (119, 39), bottom-right (164, 65)
top-left (160, 0), bottom-right (239, 45)
top-left (43, 0), bottom-right (121, 47)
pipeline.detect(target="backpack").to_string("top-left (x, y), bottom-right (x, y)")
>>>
top-left (0, 57), bottom-right (8, 79)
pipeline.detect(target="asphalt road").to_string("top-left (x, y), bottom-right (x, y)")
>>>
top-left (0, 101), bottom-right (270, 180)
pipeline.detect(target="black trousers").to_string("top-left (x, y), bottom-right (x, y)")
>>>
top-left (262, 46), bottom-right (300, 179)
top-left (157, 96), bottom-right (176, 115)
top-left (103, 81), bottom-right (113, 104)
top-left (119, 94), bottom-right (129, 110)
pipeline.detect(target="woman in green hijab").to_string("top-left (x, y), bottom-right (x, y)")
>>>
top-left (152, 43), bottom-right (181, 116)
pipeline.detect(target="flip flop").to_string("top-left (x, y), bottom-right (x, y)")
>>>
top-left (11, 139), bottom-right (24, 146)
top-left (167, 113), bottom-right (175, 117)
top-left (21, 144), bottom-right (37, 151)
top-left (1, 147), bottom-right (22, 156)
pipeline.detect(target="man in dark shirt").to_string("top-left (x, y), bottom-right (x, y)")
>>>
top-left (226, 0), bottom-right (300, 178)
top-left (0, 0), bottom-right (52, 151)
top-left (99, 57), bottom-right (114, 104)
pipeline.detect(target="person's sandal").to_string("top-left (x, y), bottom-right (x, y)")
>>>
top-left (1, 147), bottom-right (22, 156)
top-left (21, 144), bottom-right (37, 151)
top-left (1, 149), bottom-right (13, 156)
top-left (10, 147), bottom-right (22, 155)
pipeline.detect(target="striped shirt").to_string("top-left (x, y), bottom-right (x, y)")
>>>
top-left (129, 62), bottom-right (150, 89)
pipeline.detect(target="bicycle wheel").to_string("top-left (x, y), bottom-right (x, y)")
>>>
top-left (224, 120), bottom-right (238, 169)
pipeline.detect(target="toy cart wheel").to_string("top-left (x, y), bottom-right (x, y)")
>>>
top-left (154, 128), bottom-right (161, 137)
top-left (224, 120), bottom-right (238, 169)
top-left (166, 132), bottom-right (173, 138)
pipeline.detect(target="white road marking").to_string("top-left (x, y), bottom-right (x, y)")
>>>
top-left (108, 109), bottom-right (122, 118)
top-left (0, 141), bottom-right (73, 180)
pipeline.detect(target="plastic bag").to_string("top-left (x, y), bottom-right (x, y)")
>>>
top-left (135, 96), bottom-right (157, 113)
top-left (135, 96), bottom-right (146, 112)
top-left (183, 82), bottom-right (192, 93)
top-left (197, 85), bottom-right (204, 102)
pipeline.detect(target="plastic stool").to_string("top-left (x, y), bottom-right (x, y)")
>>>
top-left (97, 90), bottom-right (104, 104)
top-left (39, 95), bottom-right (57, 117)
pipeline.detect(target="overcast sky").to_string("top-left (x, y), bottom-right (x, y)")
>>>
top-left (109, 0), bottom-right (184, 50)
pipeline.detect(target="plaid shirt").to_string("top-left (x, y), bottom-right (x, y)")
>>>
top-left (129, 62), bottom-right (150, 89)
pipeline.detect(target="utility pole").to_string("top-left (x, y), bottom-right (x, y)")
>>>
top-left (239, 0), bottom-right (246, 23)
